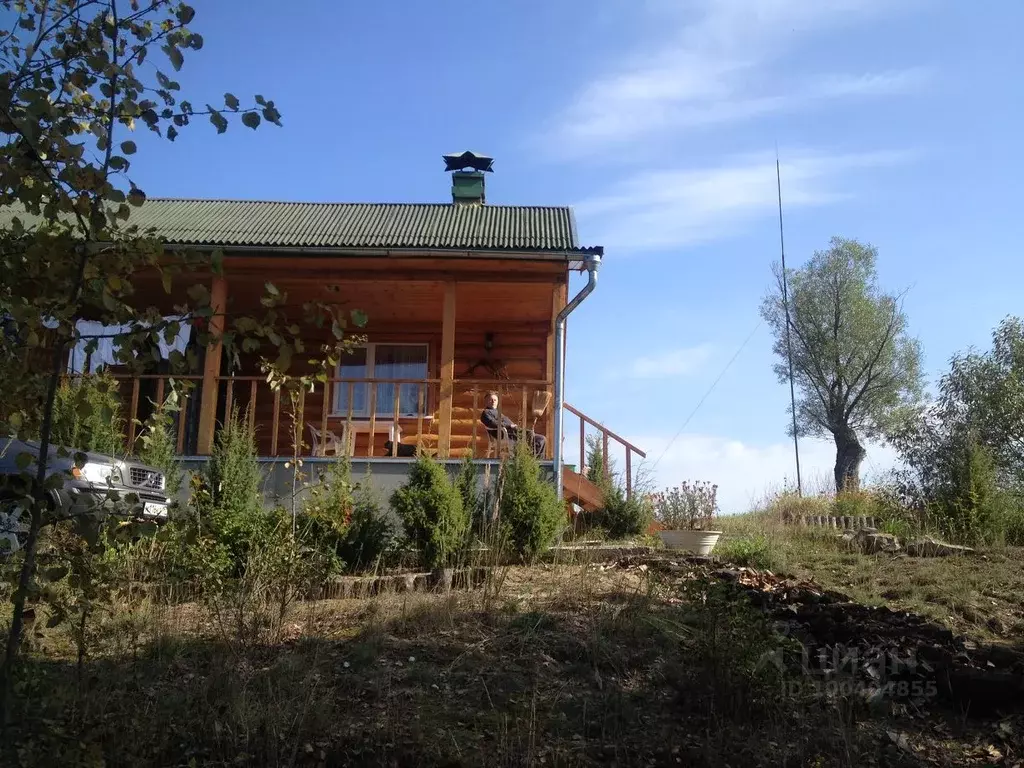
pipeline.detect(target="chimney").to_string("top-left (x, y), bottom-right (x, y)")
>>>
top-left (442, 150), bottom-right (494, 205)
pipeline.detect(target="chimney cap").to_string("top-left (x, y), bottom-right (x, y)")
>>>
top-left (443, 151), bottom-right (494, 173)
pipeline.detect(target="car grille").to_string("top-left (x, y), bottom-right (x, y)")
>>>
top-left (129, 466), bottom-right (165, 490)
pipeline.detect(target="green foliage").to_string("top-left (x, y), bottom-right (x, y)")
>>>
top-left (761, 237), bottom-right (922, 491)
top-left (135, 389), bottom-right (183, 495)
top-left (455, 454), bottom-right (479, 526)
top-left (497, 442), bottom-right (564, 562)
top-left (300, 456), bottom-right (354, 549)
top-left (715, 534), bottom-right (780, 571)
top-left (191, 408), bottom-right (269, 575)
top-left (48, 373), bottom-right (125, 456)
top-left (390, 455), bottom-right (468, 569)
top-left (596, 482), bottom-right (652, 539)
top-left (927, 435), bottom-right (1010, 545)
top-left (335, 478), bottom-right (398, 573)
top-left (585, 433), bottom-right (613, 487)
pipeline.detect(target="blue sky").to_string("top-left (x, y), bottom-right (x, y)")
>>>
top-left (128, 0), bottom-right (1024, 510)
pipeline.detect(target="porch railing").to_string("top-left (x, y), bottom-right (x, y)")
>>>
top-left (89, 372), bottom-right (553, 460)
top-left (564, 402), bottom-right (646, 499)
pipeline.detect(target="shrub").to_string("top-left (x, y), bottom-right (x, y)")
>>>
top-left (497, 442), bottom-right (564, 562)
top-left (390, 455), bottom-right (468, 569)
top-left (300, 457), bottom-right (353, 538)
top-left (136, 389), bottom-right (183, 496)
top-left (929, 435), bottom-right (1009, 545)
top-left (336, 476), bottom-right (398, 573)
top-left (49, 372), bottom-right (125, 455)
top-left (191, 407), bottom-right (270, 575)
top-left (652, 481), bottom-right (718, 530)
top-left (596, 482), bottom-right (652, 539)
top-left (455, 454), bottom-right (481, 532)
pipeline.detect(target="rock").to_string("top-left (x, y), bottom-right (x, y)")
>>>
top-left (905, 536), bottom-right (974, 558)
top-left (854, 528), bottom-right (900, 555)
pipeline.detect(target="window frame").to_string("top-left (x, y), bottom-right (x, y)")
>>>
top-left (332, 342), bottom-right (430, 419)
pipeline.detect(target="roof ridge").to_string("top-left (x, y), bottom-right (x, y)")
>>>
top-left (145, 198), bottom-right (572, 211)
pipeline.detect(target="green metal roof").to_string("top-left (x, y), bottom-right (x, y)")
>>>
top-left (115, 198), bottom-right (586, 254)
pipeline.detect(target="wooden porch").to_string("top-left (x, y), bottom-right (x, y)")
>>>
top-left (87, 250), bottom-right (645, 506)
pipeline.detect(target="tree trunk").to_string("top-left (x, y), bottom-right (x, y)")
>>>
top-left (833, 427), bottom-right (866, 492)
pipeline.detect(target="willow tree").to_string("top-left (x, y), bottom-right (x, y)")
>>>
top-left (761, 237), bottom-right (922, 492)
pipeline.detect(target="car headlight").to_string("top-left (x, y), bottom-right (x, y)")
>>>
top-left (72, 462), bottom-right (118, 485)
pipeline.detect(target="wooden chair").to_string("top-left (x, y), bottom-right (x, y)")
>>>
top-left (308, 423), bottom-right (348, 457)
top-left (485, 427), bottom-right (511, 459)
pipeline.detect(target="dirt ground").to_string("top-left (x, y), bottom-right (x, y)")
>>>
top-left (7, 552), bottom-right (1024, 767)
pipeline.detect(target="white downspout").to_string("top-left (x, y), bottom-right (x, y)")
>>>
top-left (553, 251), bottom-right (601, 499)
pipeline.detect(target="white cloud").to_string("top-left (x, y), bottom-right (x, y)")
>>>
top-left (574, 148), bottom-right (915, 250)
top-left (623, 433), bottom-right (899, 513)
top-left (547, 0), bottom-right (926, 156)
top-left (623, 345), bottom-right (714, 379)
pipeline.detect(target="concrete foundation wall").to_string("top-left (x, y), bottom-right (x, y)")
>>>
top-left (176, 457), bottom-right (556, 516)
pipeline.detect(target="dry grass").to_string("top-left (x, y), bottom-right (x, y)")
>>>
top-left (716, 511), bottom-right (1024, 644)
top-left (7, 515), bottom-right (1024, 766)
top-left (6, 562), bottom-right (929, 768)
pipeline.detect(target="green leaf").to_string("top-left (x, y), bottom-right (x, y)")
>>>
top-left (208, 108), bottom-right (228, 134)
top-left (163, 44), bottom-right (184, 71)
top-left (167, 125), bottom-right (178, 141)
top-left (15, 452), bottom-right (33, 470)
top-left (121, 140), bottom-right (137, 155)
top-left (351, 309), bottom-right (368, 328)
top-left (241, 111), bottom-right (260, 130)
top-left (177, 4), bottom-right (196, 24)
top-left (224, 92), bottom-right (240, 110)
top-left (265, 282), bottom-right (280, 296)
top-left (127, 187), bottom-right (146, 207)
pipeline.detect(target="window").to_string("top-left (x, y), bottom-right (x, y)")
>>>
top-left (334, 343), bottom-right (429, 418)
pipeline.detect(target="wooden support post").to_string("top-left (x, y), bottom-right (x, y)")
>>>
top-left (602, 432), bottom-right (609, 479)
top-left (321, 380), bottom-right (330, 456)
top-left (520, 387), bottom-right (528, 438)
top-left (391, 387), bottom-right (401, 456)
top-left (470, 388), bottom-right (479, 458)
top-left (176, 391), bottom-right (189, 454)
top-left (579, 418), bottom-right (585, 476)
top-left (416, 385), bottom-right (425, 452)
top-left (545, 282), bottom-right (566, 460)
top-left (367, 386), bottom-right (377, 457)
top-left (224, 377), bottom-right (234, 418)
top-left (155, 378), bottom-right (165, 410)
top-left (271, 388), bottom-right (281, 456)
top-left (437, 281), bottom-right (457, 459)
top-left (248, 380), bottom-right (257, 433)
top-left (346, 382), bottom-right (354, 456)
top-left (196, 275), bottom-right (227, 455)
top-left (127, 378), bottom-right (140, 453)
top-left (625, 450), bottom-right (633, 501)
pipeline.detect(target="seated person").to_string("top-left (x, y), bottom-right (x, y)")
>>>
top-left (480, 390), bottom-right (546, 457)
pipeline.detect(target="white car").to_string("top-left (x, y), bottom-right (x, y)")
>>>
top-left (0, 438), bottom-right (171, 553)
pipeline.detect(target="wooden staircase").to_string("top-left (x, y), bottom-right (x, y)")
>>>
top-left (561, 465), bottom-right (605, 512)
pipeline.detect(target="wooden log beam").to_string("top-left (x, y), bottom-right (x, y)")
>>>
top-left (196, 274), bottom-right (227, 455)
top-left (437, 281), bottom-right (457, 458)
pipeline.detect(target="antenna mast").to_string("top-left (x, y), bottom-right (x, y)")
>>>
top-left (777, 152), bottom-right (803, 496)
